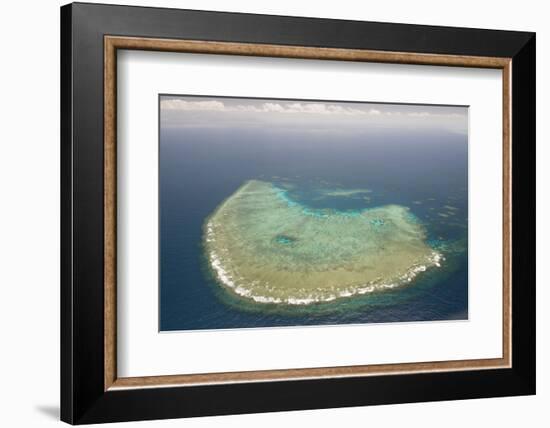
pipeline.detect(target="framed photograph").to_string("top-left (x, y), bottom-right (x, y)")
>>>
top-left (60, 2), bottom-right (535, 424)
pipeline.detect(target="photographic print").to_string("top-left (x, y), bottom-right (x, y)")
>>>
top-left (159, 95), bottom-right (468, 331)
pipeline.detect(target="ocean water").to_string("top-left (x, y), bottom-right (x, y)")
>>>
top-left (159, 126), bottom-right (468, 331)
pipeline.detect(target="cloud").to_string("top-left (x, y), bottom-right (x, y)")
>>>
top-left (160, 99), bottom-right (400, 117)
top-left (160, 98), bottom-right (466, 123)
top-left (160, 97), bottom-right (468, 135)
top-left (161, 99), bottom-right (226, 111)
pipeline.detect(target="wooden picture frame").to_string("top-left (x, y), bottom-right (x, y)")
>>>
top-left (61, 2), bottom-right (535, 424)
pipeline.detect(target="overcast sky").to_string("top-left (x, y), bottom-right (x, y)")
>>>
top-left (160, 95), bottom-right (468, 135)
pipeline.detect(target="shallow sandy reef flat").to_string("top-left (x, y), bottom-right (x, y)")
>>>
top-left (204, 180), bottom-right (442, 305)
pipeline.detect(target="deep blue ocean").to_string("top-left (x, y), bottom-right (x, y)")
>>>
top-left (160, 126), bottom-right (468, 331)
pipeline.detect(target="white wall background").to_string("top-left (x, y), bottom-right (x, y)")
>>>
top-left (0, 0), bottom-right (545, 426)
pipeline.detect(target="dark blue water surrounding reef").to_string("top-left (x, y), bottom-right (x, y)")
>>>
top-left (160, 125), bottom-right (468, 331)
